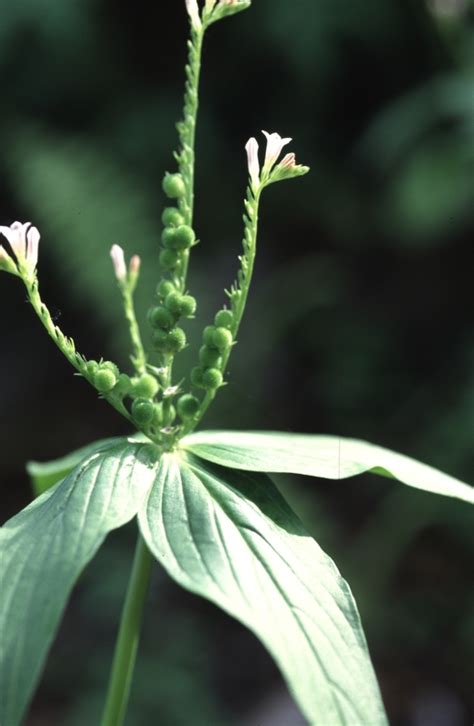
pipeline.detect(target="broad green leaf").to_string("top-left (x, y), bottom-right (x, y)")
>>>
top-left (26, 436), bottom-right (122, 496)
top-left (26, 433), bottom-right (150, 496)
top-left (182, 431), bottom-right (474, 504)
top-left (0, 440), bottom-right (159, 726)
top-left (138, 452), bottom-right (388, 725)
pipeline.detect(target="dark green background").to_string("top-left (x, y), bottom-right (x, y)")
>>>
top-left (1, 1), bottom-right (473, 724)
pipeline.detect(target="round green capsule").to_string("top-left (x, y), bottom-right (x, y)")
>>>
top-left (101, 361), bottom-right (120, 377)
top-left (159, 249), bottom-right (180, 270)
top-left (151, 402), bottom-right (164, 427)
top-left (169, 225), bottom-right (195, 251)
top-left (152, 329), bottom-right (168, 351)
top-left (132, 398), bottom-right (155, 425)
top-left (191, 366), bottom-right (205, 388)
top-left (133, 373), bottom-right (159, 399)
top-left (115, 373), bottom-right (132, 397)
top-left (157, 279), bottom-right (175, 298)
top-left (203, 325), bottom-right (217, 347)
top-left (165, 291), bottom-right (184, 315)
top-left (86, 360), bottom-right (99, 377)
top-left (179, 295), bottom-right (197, 317)
top-left (177, 394), bottom-right (200, 419)
top-left (161, 227), bottom-right (177, 248)
top-left (162, 172), bottom-right (186, 199)
top-left (199, 345), bottom-right (222, 368)
top-left (148, 305), bottom-right (175, 330)
top-left (212, 327), bottom-right (233, 351)
top-left (94, 369), bottom-right (117, 393)
top-left (165, 327), bottom-right (187, 354)
top-left (202, 368), bottom-right (223, 390)
top-left (214, 309), bottom-right (234, 328)
top-left (161, 207), bottom-right (184, 227)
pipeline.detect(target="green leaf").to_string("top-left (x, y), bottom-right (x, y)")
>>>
top-left (182, 430), bottom-right (474, 504)
top-left (138, 452), bottom-right (388, 725)
top-left (26, 436), bottom-right (122, 496)
top-left (0, 440), bottom-right (159, 726)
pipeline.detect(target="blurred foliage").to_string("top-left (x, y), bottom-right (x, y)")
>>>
top-left (1, 0), bottom-right (473, 724)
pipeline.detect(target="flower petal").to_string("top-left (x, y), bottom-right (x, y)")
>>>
top-left (261, 130), bottom-right (292, 172)
top-left (26, 226), bottom-right (40, 274)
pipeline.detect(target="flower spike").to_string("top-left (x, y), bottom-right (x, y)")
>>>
top-left (0, 221), bottom-right (40, 277)
top-left (244, 132), bottom-right (309, 190)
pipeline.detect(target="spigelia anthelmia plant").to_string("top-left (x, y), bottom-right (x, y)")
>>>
top-left (1, 1), bottom-right (473, 724)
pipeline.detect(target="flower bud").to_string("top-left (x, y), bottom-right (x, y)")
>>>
top-left (157, 279), bottom-right (175, 298)
top-left (162, 173), bottom-right (186, 199)
top-left (179, 295), bottom-right (197, 317)
top-left (132, 398), bottom-right (155, 425)
top-left (202, 368), bottom-right (223, 390)
top-left (162, 207), bottom-right (185, 227)
top-left (191, 366), bottom-right (205, 388)
top-left (148, 305), bottom-right (175, 330)
top-left (133, 373), bottom-right (159, 399)
top-left (169, 225), bottom-right (195, 251)
top-left (94, 369), bottom-right (117, 393)
top-left (199, 345), bottom-right (222, 367)
top-left (159, 248), bottom-right (180, 270)
top-left (177, 394), bottom-right (200, 419)
top-left (214, 309), bottom-right (234, 328)
top-left (212, 327), bottom-right (233, 351)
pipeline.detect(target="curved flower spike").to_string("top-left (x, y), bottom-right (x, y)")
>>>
top-left (0, 221), bottom-right (40, 277)
top-left (262, 130), bottom-right (292, 174)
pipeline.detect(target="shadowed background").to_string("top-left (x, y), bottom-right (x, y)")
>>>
top-left (0, 0), bottom-right (473, 724)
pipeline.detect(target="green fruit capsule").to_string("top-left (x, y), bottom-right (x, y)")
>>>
top-left (86, 360), bottom-right (99, 376)
top-left (157, 279), bottom-right (175, 298)
top-left (161, 227), bottom-right (177, 248)
top-left (133, 373), bottom-right (159, 399)
top-left (199, 345), bottom-right (222, 368)
top-left (179, 295), bottom-right (197, 317)
top-left (203, 325), bottom-right (217, 347)
top-left (153, 328), bottom-right (186, 354)
top-left (191, 366), bottom-right (205, 388)
top-left (159, 249), bottom-right (180, 270)
top-left (151, 402), bottom-right (164, 427)
top-left (132, 398), bottom-right (155, 425)
top-left (169, 225), bottom-right (195, 251)
top-left (148, 306), bottom-right (175, 330)
top-left (177, 394), bottom-right (200, 419)
top-left (162, 207), bottom-right (184, 227)
top-left (101, 361), bottom-right (120, 377)
top-left (212, 327), bottom-right (233, 351)
top-left (162, 172), bottom-right (186, 199)
top-left (202, 368), bottom-right (223, 390)
top-left (214, 309), bottom-right (234, 328)
top-left (165, 291), bottom-right (184, 315)
top-left (152, 329), bottom-right (168, 351)
top-left (94, 369), bottom-right (117, 393)
top-left (115, 373), bottom-right (132, 396)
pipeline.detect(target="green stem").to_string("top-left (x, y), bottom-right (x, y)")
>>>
top-left (183, 186), bottom-right (262, 435)
top-left (122, 287), bottom-right (147, 375)
top-left (101, 532), bottom-right (153, 726)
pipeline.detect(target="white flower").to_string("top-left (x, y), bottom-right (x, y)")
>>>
top-left (110, 244), bottom-right (127, 282)
top-left (185, 0), bottom-right (202, 30)
top-left (0, 221), bottom-right (40, 276)
top-left (245, 137), bottom-right (260, 191)
top-left (261, 130), bottom-right (292, 173)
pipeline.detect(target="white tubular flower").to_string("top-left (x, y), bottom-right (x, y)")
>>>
top-left (185, 0), bottom-right (202, 31)
top-left (110, 244), bottom-right (127, 283)
top-left (261, 130), bottom-right (292, 173)
top-left (245, 137), bottom-right (260, 192)
top-left (0, 221), bottom-right (41, 276)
